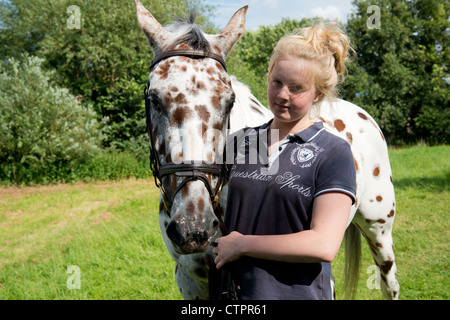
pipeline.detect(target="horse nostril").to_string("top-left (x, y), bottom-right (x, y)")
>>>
top-left (166, 221), bottom-right (183, 247)
top-left (212, 219), bottom-right (219, 228)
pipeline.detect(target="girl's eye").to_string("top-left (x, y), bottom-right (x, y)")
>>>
top-left (289, 85), bottom-right (302, 93)
top-left (272, 80), bottom-right (282, 87)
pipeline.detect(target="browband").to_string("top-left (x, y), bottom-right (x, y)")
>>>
top-left (150, 49), bottom-right (227, 72)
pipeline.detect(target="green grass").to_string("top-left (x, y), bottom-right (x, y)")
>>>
top-left (0, 145), bottom-right (448, 300)
top-left (0, 179), bottom-right (181, 299)
top-left (333, 145), bottom-right (449, 300)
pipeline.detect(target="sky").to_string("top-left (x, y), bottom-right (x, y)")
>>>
top-left (203, 0), bottom-right (355, 30)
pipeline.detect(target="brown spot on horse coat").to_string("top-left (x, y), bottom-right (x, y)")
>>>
top-left (358, 112), bottom-right (368, 120)
top-left (156, 60), bottom-right (170, 80)
top-left (346, 132), bottom-right (353, 145)
top-left (196, 81), bottom-right (206, 91)
top-left (172, 106), bottom-right (192, 125)
top-left (334, 119), bottom-right (346, 132)
top-left (373, 166), bottom-right (380, 177)
top-left (198, 198), bottom-right (205, 212)
top-left (174, 93), bottom-right (187, 105)
top-left (354, 158), bottom-right (359, 171)
top-left (187, 201), bottom-right (195, 213)
top-left (381, 260), bottom-right (394, 274)
top-left (195, 105), bottom-right (210, 123)
top-left (212, 122), bottom-right (223, 131)
top-left (211, 95), bottom-right (220, 110)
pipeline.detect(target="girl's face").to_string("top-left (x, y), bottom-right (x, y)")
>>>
top-left (267, 56), bottom-right (321, 128)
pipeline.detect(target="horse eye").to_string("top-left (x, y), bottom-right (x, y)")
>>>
top-left (150, 94), bottom-right (163, 111)
top-left (226, 94), bottom-right (235, 115)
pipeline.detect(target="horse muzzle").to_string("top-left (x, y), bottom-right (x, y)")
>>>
top-left (166, 211), bottom-right (219, 254)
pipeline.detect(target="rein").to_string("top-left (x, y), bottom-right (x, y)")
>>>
top-left (145, 49), bottom-right (229, 214)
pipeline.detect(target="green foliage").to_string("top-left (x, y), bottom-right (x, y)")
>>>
top-left (0, 54), bottom-right (101, 184)
top-left (76, 150), bottom-right (151, 183)
top-left (0, 0), bottom-right (215, 154)
top-left (343, 0), bottom-right (449, 144)
top-left (0, 0), bottom-right (448, 185)
top-left (229, 18), bottom-right (312, 106)
top-left (236, 18), bottom-right (312, 79)
top-left (232, 1), bottom-right (449, 145)
top-left (231, 17), bottom-right (339, 114)
top-left (226, 49), bottom-right (269, 108)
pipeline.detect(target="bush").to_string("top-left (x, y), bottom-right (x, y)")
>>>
top-left (0, 54), bottom-right (102, 184)
top-left (75, 150), bottom-right (151, 182)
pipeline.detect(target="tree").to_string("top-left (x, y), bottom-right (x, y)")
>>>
top-left (0, 54), bottom-right (101, 183)
top-left (344, 0), bottom-right (449, 144)
top-left (0, 0), bottom-right (215, 153)
top-left (230, 18), bottom-right (312, 106)
top-left (235, 18), bottom-right (312, 79)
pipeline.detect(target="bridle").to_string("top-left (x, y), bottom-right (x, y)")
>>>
top-left (149, 49), bottom-right (227, 73)
top-left (144, 49), bottom-right (229, 214)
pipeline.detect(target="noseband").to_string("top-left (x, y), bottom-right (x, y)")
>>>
top-left (144, 49), bottom-right (229, 214)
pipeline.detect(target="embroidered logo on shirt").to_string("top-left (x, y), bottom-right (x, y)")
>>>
top-left (290, 142), bottom-right (324, 168)
top-left (297, 148), bottom-right (314, 162)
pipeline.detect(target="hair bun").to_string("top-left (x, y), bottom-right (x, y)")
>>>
top-left (267, 20), bottom-right (356, 106)
top-left (301, 22), bottom-right (353, 77)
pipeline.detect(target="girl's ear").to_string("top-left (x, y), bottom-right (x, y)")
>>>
top-left (313, 92), bottom-right (323, 103)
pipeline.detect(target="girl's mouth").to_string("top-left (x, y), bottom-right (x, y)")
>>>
top-left (275, 103), bottom-right (289, 110)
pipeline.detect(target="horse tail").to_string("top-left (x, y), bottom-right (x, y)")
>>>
top-left (343, 222), bottom-right (361, 299)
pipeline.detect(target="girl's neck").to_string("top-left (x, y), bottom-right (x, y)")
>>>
top-left (270, 117), bottom-right (313, 141)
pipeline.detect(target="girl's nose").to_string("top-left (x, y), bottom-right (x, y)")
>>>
top-left (277, 85), bottom-right (290, 100)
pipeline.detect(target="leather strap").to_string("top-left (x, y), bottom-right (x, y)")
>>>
top-left (150, 49), bottom-right (227, 72)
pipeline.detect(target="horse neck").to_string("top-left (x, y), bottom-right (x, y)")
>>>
top-left (229, 77), bottom-right (273, 132)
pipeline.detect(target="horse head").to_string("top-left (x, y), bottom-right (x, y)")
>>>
top-left (135, 0), bottom-right (247, 254)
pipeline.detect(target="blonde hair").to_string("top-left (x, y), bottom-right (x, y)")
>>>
top-left (268, 22), bottom-right (355, 111)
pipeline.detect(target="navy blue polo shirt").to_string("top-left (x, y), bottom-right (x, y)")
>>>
top-left (224, 120), bottom-right (356, 300)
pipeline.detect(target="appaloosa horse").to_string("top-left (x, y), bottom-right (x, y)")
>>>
top-left (134, 0), bottom-right (399, 300)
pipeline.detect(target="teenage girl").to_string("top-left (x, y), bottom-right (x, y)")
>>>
top-left (213, 22), bottom-right (357, 300)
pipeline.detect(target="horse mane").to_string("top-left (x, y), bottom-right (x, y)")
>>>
top-left (164, 11), bottom-right (211, 53)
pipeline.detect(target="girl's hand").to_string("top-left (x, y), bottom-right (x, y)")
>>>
top-left (212, 231), bottom-right (245, 269)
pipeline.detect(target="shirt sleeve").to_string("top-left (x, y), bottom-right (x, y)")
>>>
top-left (314, 140), bottom-right (356, 204)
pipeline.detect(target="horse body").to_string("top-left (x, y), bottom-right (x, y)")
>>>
top-left (319, 99), bottom-right (398, 298)
top-left (134, 0), bottom-right (398, 300)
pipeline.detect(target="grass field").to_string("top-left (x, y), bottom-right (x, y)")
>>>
top-left (0, 145), bottom-right (448, 300)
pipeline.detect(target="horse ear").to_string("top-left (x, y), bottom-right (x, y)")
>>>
top-left (134, 0), bottom-right (171, 51)
top-left (213, 5), bottom-right (248, 59)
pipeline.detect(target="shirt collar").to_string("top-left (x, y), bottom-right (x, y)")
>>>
top-left (260, 120), bottom-right (325, 143)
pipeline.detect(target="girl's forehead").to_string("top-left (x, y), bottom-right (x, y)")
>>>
top-left (271, 56), bottom-right (317, 86)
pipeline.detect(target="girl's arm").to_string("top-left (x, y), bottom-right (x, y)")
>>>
top-left (213, 192), bottom-right (352, 269)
